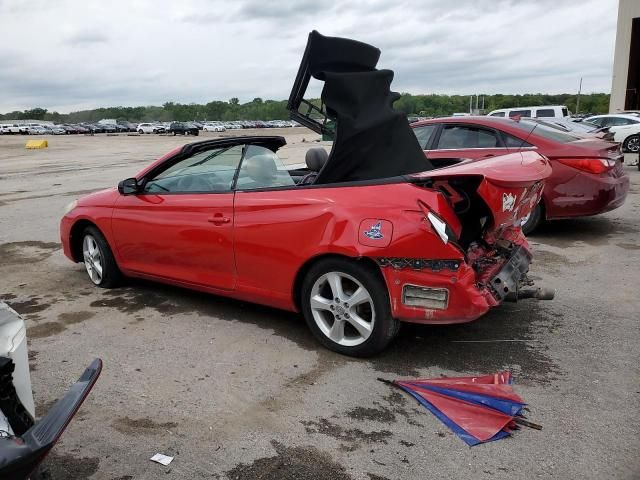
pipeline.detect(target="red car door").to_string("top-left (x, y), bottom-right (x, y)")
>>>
top-left (425, 123), bottom-right (510, 161)
top-left (111, 144), bottom-right (244, 290)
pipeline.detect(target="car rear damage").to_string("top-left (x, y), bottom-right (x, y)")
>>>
top-left (378, 151), bottom-right (554, 324)
top-left (286, 31), bottom-right (554, 326)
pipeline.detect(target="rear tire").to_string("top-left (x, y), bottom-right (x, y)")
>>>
top-left (300, 258), bottom-right (399, 357)
top-left (521, 202), bottom-right (543, 235)
top-left (138, 129), bottom-right (144, 134)
top-left (81, 226), bottom-right (121, 288)
top-left (623, 134), bottom-right (639, 153)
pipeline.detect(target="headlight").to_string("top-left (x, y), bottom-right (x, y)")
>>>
top-left (63, 200), bottom-right (78, 215)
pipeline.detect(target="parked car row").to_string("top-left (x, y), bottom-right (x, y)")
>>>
top-left (135, 119), bottom-right (302, 134)
top-left (581, 113), bottom-right (640, 153)
top-left (0, 119), bottom-right (302, 136)
top-left (0, 122), bottom-right (137, 135)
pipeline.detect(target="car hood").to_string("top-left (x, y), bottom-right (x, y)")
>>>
top-left (77, 187), bottom-right (119, 207)
top-left (412, 151), bottom-right (552, 236)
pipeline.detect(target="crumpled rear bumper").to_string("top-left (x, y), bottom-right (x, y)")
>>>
top-left (380, 245), bottom-right (533, 325)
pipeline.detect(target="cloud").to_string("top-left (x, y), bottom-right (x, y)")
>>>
top-left (234, 0), bottom-right (326, 20)
top-left (0, 0), bottom-right (619, 112)
top-left (64, 31), bottom-right (109, 45)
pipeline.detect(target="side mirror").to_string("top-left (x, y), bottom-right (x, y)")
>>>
top-left (118, 177), bottom-right (139, 195)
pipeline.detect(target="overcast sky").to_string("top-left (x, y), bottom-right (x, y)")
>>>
top-left (0, 0), bottom-right (619, 112)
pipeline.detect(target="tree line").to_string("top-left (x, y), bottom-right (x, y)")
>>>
top-left (0, 93), bottom-right (610, 123)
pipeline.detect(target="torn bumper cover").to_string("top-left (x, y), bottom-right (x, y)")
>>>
top-left (379, 243), bottom-right (553, 325)
top-left (0, 358), bottom-right (102, 480)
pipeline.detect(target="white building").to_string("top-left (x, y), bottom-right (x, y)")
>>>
top-left (610, 0), bottom-right (640, 112)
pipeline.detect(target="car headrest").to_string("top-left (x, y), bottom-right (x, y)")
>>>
top-left (305, 148), bottom-right (329, 171)
top-left (245, 155), bottom-right (277, 183)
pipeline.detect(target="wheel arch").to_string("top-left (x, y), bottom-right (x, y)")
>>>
top-left (537, 191), bottom-right (548, 220)
top-left (69, 219), bottom-right (101, 262)
top-left (623, 133), bottom-right (639, 152)
top-left (291, 253), bottom-right (384, 311)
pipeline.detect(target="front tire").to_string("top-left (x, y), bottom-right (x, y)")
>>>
top-left (300, 258), bottom-right (398, 357)
top-left (81, 226), bottom-right (121, 288)
top-left (138, 129), bottom-right (144, 134)
top-left (623, 134), bottom-right (639, 153)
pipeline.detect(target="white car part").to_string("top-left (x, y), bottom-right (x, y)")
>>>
top-left (427, 212), bottom-right (449, 244)
top-left (0, 302), bottom-right (35, 429)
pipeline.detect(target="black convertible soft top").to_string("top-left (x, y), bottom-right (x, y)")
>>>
top-left (287, 31), bottom-right (433, 184)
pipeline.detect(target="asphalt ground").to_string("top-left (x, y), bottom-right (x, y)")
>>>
top-left (0, 130), bottom-right (638, 479)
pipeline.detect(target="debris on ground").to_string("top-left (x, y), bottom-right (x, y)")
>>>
top-left (378, 372), bottom-right (541, 446)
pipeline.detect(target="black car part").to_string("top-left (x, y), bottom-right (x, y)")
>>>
top-left (287, 30), bottom-right (433, 184)
top-left (0, 358), bottom-right (102, 480)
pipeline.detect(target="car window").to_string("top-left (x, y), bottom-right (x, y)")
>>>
top-left (585, 117), bottom-right (604, 127)
top-left (515, 120), bottom-right (582, 143)
top-left (436, 125), bottom-right (501, 149)
top-left (502, 133), bottom-right (533, 148)
top-left (412, 125), bottom-right (437, 149)
top-left (143, 145), bottom-right (244, 193)
top-left (536, 109), bottom-right (555, 118)
top-left (608, 117), bottom-right (637, 126)
top-left (490, 112), bottom-right (505, 117)
top-left (509, 110), bottom-right (531, 118)
top-left (236, 145), bottom-right (295, 190)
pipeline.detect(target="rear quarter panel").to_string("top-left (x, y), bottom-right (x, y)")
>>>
top-left (232, 183), bottom-right (464, 309)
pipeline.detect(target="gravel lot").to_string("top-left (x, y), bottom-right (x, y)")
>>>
top-left (0, 130), bottom-right (638, 480)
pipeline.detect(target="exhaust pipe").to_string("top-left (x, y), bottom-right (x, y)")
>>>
top-left (505, 288), bottom-right (555, 302)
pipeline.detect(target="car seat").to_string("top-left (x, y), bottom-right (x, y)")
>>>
top-left (299, 148), bottom-right (329, 185)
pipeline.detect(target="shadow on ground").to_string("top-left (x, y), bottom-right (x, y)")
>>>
top-left (90, 277), bottom-right (560, 385)
top-left (531, 215), bottom-right (638, 248)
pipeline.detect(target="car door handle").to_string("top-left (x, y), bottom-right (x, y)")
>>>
top-left (208, 213), bottom-right (231, 225)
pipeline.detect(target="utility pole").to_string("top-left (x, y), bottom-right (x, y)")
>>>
top-left (576, 77), bottom-right (583, 114)
top-left (469, 95), bottom-right (472, 114)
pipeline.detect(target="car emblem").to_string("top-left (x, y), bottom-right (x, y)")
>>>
top-left (364, 221), bottom-right (384, 239)
top-left (502, 193), bottom-right (517, 212)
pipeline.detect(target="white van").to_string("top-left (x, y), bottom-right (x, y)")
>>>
top-left (487, 105), bottom-right (570, 119)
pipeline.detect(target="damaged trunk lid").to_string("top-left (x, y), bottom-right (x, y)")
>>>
top-left (411, 151), bottom-right (552, 302)
top-left (411, 150), bottom-right (551, 245)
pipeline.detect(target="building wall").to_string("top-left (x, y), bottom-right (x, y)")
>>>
top-left (610, 0), bottom-right (640, 112)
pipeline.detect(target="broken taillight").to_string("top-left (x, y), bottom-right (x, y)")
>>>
top-left (557, 158), bottom-right (615, 174)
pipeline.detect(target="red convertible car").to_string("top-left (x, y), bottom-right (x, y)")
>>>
top-left (411, 116), bottom-right (629, 233)
top-left (60, 32), bottom-right (553, 356)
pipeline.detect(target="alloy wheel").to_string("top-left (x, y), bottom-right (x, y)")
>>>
top-left (626, 136), bottom-right (639, 153)
top-left (309, 271), bottom-right (375, 347)
top-left (82, 234), bottom-right (103, 285)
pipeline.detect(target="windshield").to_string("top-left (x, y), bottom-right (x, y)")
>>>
top-left (513, 119), bottom-right (583, 143)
